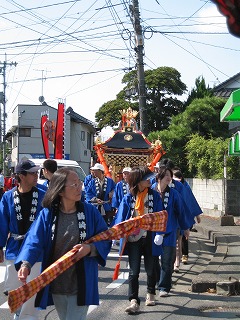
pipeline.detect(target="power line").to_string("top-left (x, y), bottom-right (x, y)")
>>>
top-left (149, 1), bottom-right (220, 83)
top-left (7, 67), bottom-right (130, 84)
top-left (0, 0), bottom-right (82, 16)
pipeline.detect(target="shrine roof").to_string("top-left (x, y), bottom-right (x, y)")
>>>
top-left (103, 131), bottom-right (152, 150)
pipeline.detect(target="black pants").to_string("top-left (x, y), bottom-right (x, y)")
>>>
top-left (127, 235), bottom-right (158, 305)
top-left (182, 234), bottom-right (188, 256)
top-left (0, 188), bottom-right (4, 200)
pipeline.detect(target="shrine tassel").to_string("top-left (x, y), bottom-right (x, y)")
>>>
top-left (112, 237), bottom-right (127, 281)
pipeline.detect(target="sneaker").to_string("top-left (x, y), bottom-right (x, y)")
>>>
top-left (182, 255), bottom-right (188, 264)
top-left (159, 290), bottom-right (169, 297)
top-left (125, 299), bottom-right (140, 314)
top-left (145, 293), bottom-right (155, 306)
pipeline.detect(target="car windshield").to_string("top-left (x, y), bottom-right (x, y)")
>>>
top-left (58, 165), bottom-right (86, 182)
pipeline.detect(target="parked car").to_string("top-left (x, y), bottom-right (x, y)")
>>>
top-left (29, 158), bottom-right (86, 184)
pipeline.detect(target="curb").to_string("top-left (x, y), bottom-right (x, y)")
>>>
top-left (191, 224), bottom-right (229, 293)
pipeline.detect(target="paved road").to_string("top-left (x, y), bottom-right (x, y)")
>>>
top-left (1, 228), bottom-right (240, 319)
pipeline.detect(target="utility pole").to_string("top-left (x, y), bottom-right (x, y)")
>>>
top-left (130, 0), bottom-right (148, 135)
top-left (0, 55), bottom-right (17, 174)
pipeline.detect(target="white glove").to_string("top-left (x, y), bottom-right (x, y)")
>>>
top-left (154, 234), bottom-right (163, 246)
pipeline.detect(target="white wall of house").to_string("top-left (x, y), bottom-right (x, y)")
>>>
top-left (8, 103), bottom-right (94, 174)
top-left (69, 121), bottom-right (93, 174)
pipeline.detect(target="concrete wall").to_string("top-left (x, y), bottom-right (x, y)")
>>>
top-left (186, 178), bottom-right (240, 217)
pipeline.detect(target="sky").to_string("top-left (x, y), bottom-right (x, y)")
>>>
top-left (0, 0), bottom-right (240, 133)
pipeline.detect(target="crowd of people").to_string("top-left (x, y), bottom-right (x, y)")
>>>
top-left (0, 157), bottom-right (202, 319)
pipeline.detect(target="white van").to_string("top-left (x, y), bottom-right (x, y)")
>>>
top-left (30, 158), bottom-right (86, 184)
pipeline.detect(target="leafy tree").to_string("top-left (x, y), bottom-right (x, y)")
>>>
top-left (148, 96), bottom-right (228, 175)
top-left (126, 67), bottom-right (187, 131)
top-left (178, 96), bottom-right (229, 138)
top-left (151, 125), bottom-right (187, 172)
top-left (95, 96), bottom-right (135, 130)
top-left (226, 154), bottom-right (240, 179)
top-left (185, 76), bottom-right (213, 107)
top-left (185, 134), bottom-right (240, 179)
top-left (95, 66), bottom-right (187, 130)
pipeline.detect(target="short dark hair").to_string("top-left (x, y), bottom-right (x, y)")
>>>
top-left (158, 158), bottom-right (175, 170)
top-left (172, 168), bottom-right (184, 183)
top-left (156, 165), bottom-right (173, 181)
top-left (43, 159), bottom-right (57, 174)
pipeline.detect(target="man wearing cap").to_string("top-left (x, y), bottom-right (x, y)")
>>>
top-left (85, 163), bottom-right (115, 225)
top-left (112, 167), bottom-right (131, 210)
top-left (0, 159), bottom-right (46, 320)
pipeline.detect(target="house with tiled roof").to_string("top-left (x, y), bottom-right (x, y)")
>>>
top-left (213, 72), bottom-right (240, 98)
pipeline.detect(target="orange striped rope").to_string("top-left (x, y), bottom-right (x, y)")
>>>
top-left (8, 210), bottom-right (168, 313)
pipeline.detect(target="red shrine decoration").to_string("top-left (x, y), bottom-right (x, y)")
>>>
top-left (211, 0), bottom-right (240, 38)
top-left (54, 102), bottom-right (65, 159)
top-left (41, 113), bottom-right (51, 159)
top-left (40, 101), bottom-right (65, 159)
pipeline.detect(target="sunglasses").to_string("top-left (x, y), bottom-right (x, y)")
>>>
top-left (65, 180), bottom-right (83, 188)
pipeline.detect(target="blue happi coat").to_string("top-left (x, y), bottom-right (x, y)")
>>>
top-left (160, 188), bottom-right (193, 247)
top-left (181, 180), bottom-right (202, 218)
top-left (152, 186), bottom-right (192, 246)
top-left (0, 187), bottom-right (46, 260)
top-left (83, 174), bottom-right (94, 193)
top-left (151, 177), bottom-right (202, 220)
top-left (112, 180), bottom-right (130, 209)
top-left (169, 179), bottom-right (202, 219)
top-left (15, 202), bottom-right (111, 309)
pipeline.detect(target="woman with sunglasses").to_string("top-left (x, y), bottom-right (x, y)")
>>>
top-left (15, 167), bottom-right (111, 320)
